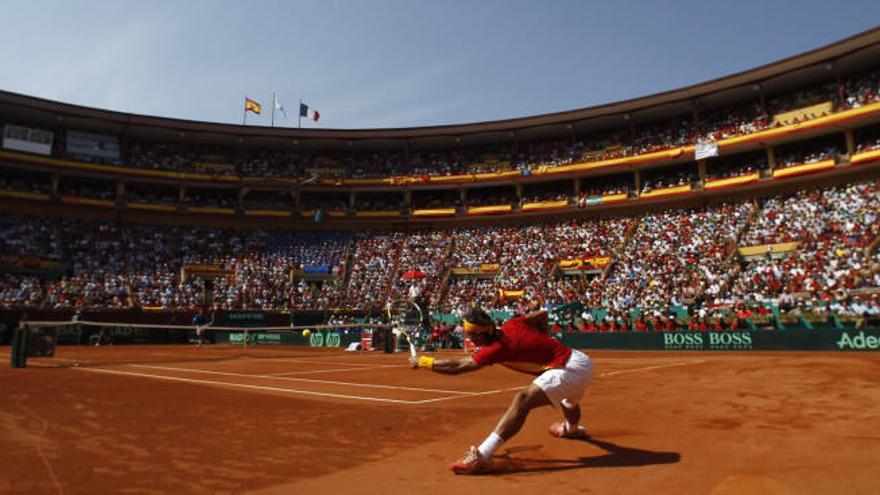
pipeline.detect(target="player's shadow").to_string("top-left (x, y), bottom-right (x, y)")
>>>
top-left (494, 435), bottom-right (680, 474)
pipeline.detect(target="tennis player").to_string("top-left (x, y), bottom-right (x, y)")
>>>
top-left (410, 305), bottom-right (593, 475)
top-left (192, 309), bottom-right (208, 348)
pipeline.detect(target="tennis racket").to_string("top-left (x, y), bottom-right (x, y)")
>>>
top-left (386, 299), bottom-right (423, 357)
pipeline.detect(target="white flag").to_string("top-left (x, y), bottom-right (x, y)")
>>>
top-left (274, 95), bottom-right (286, 118)
top-left (695, 142), bottom-right (718, 160)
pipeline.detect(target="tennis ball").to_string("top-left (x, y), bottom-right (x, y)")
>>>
top-left (302, 329), bottom-right (311, 338)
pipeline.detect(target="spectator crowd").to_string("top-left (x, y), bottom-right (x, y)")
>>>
top-left (1, 178), bottom-right (878, 327)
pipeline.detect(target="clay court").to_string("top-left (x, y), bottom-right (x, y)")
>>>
top-left (1, 346), bottom-right (879, 494)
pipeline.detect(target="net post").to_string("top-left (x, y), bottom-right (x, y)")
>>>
top-left (10, 324), bottom-right (28, 368)
top-left (74, 313), bottom-right (83, 366)
top-left (384, 325), bottom-right (394, 354)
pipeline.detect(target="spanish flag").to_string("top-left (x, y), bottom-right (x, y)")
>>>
top-left (498, 288), bottom-right (524, 302)
top-left (245, 98), bottom-right (262, 115)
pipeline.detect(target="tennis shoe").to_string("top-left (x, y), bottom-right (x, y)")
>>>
top-left (450, 446), bottom-right (491, 475)
top-left (548, 421), bottom-right (587, 439)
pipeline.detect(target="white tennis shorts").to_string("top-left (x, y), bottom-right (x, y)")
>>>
top-left (533, 349), bottom-right (593, 408)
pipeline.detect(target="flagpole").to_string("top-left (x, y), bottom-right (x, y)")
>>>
top-left (271, 92), bottom-right (276, 127)
top-left (242, 95), bottom-right (247, 126)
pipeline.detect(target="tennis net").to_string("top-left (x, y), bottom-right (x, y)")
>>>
top-left (14, 320), bottom-right (390, 368)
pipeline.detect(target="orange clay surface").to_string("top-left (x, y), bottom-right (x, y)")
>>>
top-left (1, 345), bottom-right (879, 494)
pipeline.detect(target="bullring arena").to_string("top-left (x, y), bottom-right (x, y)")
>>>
top-left (2, 24), bottom-right (880, 495)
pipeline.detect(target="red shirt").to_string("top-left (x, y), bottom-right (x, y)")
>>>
top-left (472, 316), bottom-right (573, 375)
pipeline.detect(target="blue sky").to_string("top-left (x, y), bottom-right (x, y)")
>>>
top-left (1, 1), bottom-right (878, 129)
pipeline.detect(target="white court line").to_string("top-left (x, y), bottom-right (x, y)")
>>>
top-left (75, 367), bottom-right (419, 404)
top-left (128, 364), bottom-right (474, 395)
top-left (51, 357), bottom-right (709, 406)
top-left (244, 358), bottom-right (402, 367)
top-left (141, 353), bottom-right (394, 369)
top-left (265, 365), bottom-right (402, 377)
top-left (411, 386), bottom-right (524, 404)
top-left (600, 359), bottom-right (705, 377)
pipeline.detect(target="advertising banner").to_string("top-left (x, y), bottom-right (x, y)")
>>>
top-left (303, 265), bottom-right (331, 274)
top-left (771, 101), bottom-right (833, 127)
top-left (181, 264), bottom-right (234, 281)
top-left (562, 329), bottom-right (880, 351)
top-left (3, 124), bottom-right (53, 156)
top-left (222, 310), bottom-right (266, 328)
top-left (66, 130), bottom-right (120, 161)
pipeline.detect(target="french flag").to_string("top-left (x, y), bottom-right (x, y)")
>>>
top-left (299, 103), bottom-right (320, 122)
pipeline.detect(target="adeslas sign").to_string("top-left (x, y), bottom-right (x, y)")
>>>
top-left (836, 331), bottom-right (880, 350)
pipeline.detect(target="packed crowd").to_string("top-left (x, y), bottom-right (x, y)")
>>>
top-left (29, 69), bottom-right (875, 182)
top-left (341, 232), bottom-right (405, 309)
top-left (603, 202), bottom-right (756, 311)
top-left (1, 177), bottom-right (878, 322)
top-left (732, 180), bottom-right (880, 298)
top-left (438, 218), bottom-right (631, 312)
top-left (389, 230), bottom-right (451, 303)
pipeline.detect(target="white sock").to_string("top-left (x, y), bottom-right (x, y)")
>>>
top-left (477, 432), bottom-right (503, 459)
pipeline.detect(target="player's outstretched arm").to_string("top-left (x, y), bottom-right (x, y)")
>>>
top-left (409, 355), bottom-right (482, 375)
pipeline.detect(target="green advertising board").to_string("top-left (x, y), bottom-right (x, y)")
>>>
top-left (309, 330), bottom-right (343, 347)
top-left (309, 331), bottom-right (324, 347)
top-left (212, 327), bottom-right (362, 348)
top-left (226, 332), bottom-right (285, 345)
top-left (562, 328), bottom-right (880, 351)
top-left (223, 311), bottom-right (266, 327)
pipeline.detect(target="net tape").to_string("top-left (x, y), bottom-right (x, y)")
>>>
top-left (20, 320), bottom-right (389, 332)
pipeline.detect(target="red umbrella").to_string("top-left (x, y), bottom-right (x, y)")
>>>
top-left (401, 269), bottom-right (428, 280)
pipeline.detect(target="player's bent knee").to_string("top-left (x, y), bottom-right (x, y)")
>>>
top-left (511, 388), bottom-right (530, 407)
top-left (521, 384), bottom-right (552, 409)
